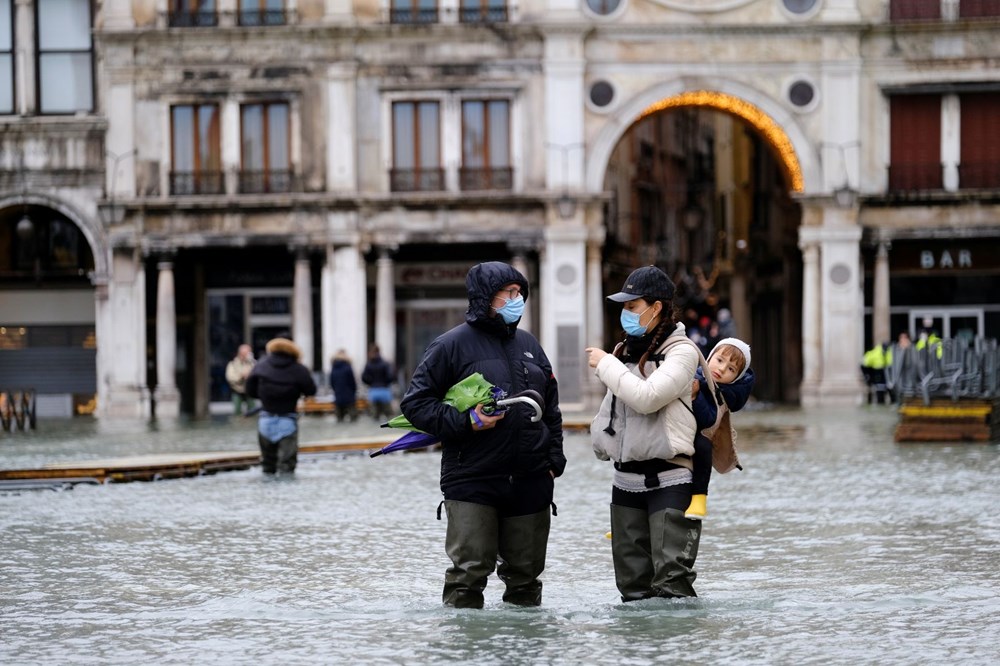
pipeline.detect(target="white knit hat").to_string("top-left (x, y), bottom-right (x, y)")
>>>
top-left (708, 337), bottom-right (752, 381)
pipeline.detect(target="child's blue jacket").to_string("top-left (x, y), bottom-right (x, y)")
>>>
top-left (692, 367), bottom-right (756, 430)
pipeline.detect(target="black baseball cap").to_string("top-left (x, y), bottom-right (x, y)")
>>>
top-left (607, 266), bottom-right (676, 303)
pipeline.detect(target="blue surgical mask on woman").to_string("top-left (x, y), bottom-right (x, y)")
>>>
top-left (620, 305), bottom-right (652, 337)
top-left (496, 295), bottom-right (525, 324)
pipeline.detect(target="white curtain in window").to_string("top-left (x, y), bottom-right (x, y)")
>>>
top-left (488, 101), bottom-right (510, 167)
top-left (0, 55), bottom-right (11, 113)
top-left (0, 0), bottom-right (11, 51)
top-left (172, 106), bottom-right (195, 171)
top-left (39, 53), bottom-right (92, 113)
top-left (268, 104), bottom-right (289, 169)
top-left (38, 0), bottom-right (91, 51)
top-left (393, 103), bottom-right (415, 169)
top-left (242, 104), bottom-right (264, 171)
top-left (418, 102), bottom-right (439, 167)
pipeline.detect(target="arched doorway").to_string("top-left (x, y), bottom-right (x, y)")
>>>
top-left (0, 203), bottom-right (99, 416)
top-left (593, 90), bottom-right (810, 403)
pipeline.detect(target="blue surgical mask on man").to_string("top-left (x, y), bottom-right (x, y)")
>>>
top-left (620, 305), bottom-right (651, 337)
top-left (496, 295), bottom-right (525, 324)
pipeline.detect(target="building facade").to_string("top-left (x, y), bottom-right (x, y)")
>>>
top-left (1, 0), bottom-right (999, 417)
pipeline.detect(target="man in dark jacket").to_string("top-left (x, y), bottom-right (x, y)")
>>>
top-left (400, 261), bottom-right (565, 609)
top-left (245, 337), bottom-right (317, 475)
top-left (361, 344), bottom-right (395, 421)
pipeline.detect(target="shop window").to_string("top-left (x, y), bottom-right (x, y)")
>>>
top-left (460, 100), bottom-right (512, 191)
top-left (0, 0), bottom-right (12, 114)
top-left (390, 0), bottom-right (438, 24)
top-left (240, 102), bottom-right (292, 194)
top-left (460, 0), bottom-right (507, 23)
top-left (238, 0), bottom-right (287, 25)
top-left (169, 0), bottom-right (218, 27)
top-left (960, 0), bottom-right (1000, 18)
top-left (888, 95), bottom-right (942, 192)
top-left (959, 92), bottom-right (1000, 189)
top-left (36, 0), bottom-right (93, 114)
top-left (170, 104), bottom-right (224, 195)
top-left (391, 101), bottom-right (443, 192)
top-left (889, 0), bottom-right (941, 21)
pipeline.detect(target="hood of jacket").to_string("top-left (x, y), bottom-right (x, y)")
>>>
top-left (464, 261), bottom-right (530, 336)
top-left (264, 338), bottom-right (301, 365)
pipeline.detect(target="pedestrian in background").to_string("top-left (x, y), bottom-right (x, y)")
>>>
top-left (362, 344), bottom-right (395, 421)
top-left (246, 338), bottom-right (317, 475)
top-left (329, 349), bottom-right (358, 422)
top-left (225, 343), bottom-right (256, 415)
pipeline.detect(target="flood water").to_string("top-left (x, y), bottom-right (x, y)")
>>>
top-left (2, 406), bottom-right (999, 664)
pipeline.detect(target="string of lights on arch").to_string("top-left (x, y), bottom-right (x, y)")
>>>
top-left (637, 90), bottom-right (804, 193)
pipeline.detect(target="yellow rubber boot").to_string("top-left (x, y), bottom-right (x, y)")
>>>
top-left (685, 494), bottom-right (707, 520)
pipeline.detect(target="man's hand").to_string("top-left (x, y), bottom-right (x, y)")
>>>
top-left (470, 402), bottom-right (505, 431)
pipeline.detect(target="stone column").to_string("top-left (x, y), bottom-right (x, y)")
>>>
top-left (510, 250), bottom-right (533, 334)
top-left (541, 220), bottom-right (588, 409)
top-left (101, 249), bottom-right (149, 417)
top-left (585, 237), bottom-right (603, 347)
top-left (800, 206), bottom-right (864, 406)
top-left (941, 94), bottom-right (960, 192)
top-left (872, 241), bottom-right (891, 346)
top-left (292, 251), bottom-right (314, 371)
top-left (375, 248), bottom-right (396, 365)
top-left (798, 236), bottom-right (822, 405)
top-left (329, 244), bottom-right (368, 375)
top-left (155, 260), bottom-right (180, 417)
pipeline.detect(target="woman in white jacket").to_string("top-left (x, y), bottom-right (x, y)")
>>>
top-left (586, 266), bottom-right (703, 601)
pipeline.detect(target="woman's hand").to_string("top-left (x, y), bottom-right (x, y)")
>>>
top-left (691, 379), bottom-right (700, 401)
top-left (585, 347), bottom-right (608, 368)
top-left (470, 402), bottom-right (505, 431)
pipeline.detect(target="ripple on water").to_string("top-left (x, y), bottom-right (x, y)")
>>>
top-left (2, 407), bottom-right (1000, 664)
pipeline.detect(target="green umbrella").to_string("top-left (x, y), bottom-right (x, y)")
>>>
top-left (382, 372), bottom-right (498, 432)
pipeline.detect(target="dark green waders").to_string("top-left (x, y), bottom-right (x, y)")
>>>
top-left (258, 432), bottom-right (298, 474)
top-left (610, 504), bottom-right (701, 601)
top-left (497, 508), bottom-right (551, 606)
top-left (443, 500), bottom-right (499, 609)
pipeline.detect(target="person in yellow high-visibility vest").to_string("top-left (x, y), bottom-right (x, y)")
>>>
top-left (915, 332), bottom-right (943, 359)
top-left (861, 342), bottom-right (890, 404)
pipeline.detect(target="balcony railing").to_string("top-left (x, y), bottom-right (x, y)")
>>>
top-left (960, 0), bottom-right (1000, 17)
top-left (238, 9), bottom-right (289, 26)
top-left (957, 161), bottom-right (1000, 189)
top-left (889, 0), bottom-right (941, 21)
top-left (167, 10), bottom-right (219, 27)
top-left (459, 166), bottom-right (513, 191)
top-left (459, 6), bottom-right (509, 23)
top-left (390, 8), bottom-right (440, 24)
top-left (169, 171), bottom-right (225, 195)
top-left (238, 170), bottom-right (297, 194)
top-left (390, 168), bottom-right (445, 192)
top-left (887, 163), bottom-right (943, 192)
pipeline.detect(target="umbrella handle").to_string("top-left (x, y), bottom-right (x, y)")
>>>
top-left (495, 395), bottom-right (544, 422)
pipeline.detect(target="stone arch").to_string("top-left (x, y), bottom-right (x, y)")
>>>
top-left (585, 78), bottom-right (821, 196)
top-left (0, 192), bottom-right (108, 278)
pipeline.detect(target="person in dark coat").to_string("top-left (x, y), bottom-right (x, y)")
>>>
top-left (399, 261), bottom-right (565, 609)
top-left (245, 337), bottom-right (317, 475)
top-left (361, 344), bottom-right (395, 421)
top-left (329, 349), bottom-right (358, 422)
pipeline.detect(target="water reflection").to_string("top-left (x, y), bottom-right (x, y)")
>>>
top-left (2, 406), bottom-right (1000, 664)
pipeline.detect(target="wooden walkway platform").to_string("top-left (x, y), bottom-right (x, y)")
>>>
top-left (0, 419), bottom-right (591, 490)
top-left (895, 397), bottom-right (1000, 443)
